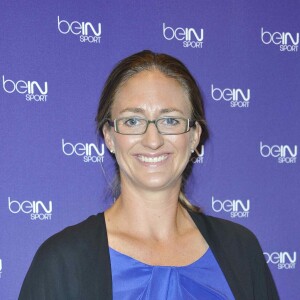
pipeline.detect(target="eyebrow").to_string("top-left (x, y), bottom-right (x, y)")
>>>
top-left (119, 107), bottom-right (185, 114)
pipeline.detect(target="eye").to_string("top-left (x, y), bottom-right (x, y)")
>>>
top-left (161, 117), bottom-right (180, 126)
top-left (123, 117), bottom-right (142, 127)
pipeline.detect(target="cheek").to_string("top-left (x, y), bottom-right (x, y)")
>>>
top-left (114, 135), bottom-right (141, 152)
top-left (169, 134), bottom-right (191, 146)
top-left (167, 135), bottom-right (191, 156)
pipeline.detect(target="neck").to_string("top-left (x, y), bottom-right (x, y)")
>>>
top-left (106, 181), bottom-right (188, 241)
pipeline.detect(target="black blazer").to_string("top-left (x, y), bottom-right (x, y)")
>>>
top-left (19, 212), bottom-right (279, 299)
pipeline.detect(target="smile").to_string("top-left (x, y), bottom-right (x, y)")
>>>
top-left (137, 155), bottom-right (168, 163)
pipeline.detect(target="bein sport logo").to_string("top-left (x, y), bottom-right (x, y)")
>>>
top-left (163, 23), bottom-right (204, 49)
top-left (264, 251), bottom-right (297, 270)
top-left (8, 197), bottom-right (52, 221)
top-left (62, 139), bottom-right (105, 163)
top-left (260, 142), bottom-right (297, 164)
top-left (261, 28), bottom-right (299, 52)
top-left (212, 196), bottom-right (250, 218)
top-left (2, 75), bottom-right (48, 102)
top-left (211, 84), bottom-right (250, 108)
top-left (190, 145), bottom-right (204, 164)
top-left (58, 16), bottom-right (101, 44)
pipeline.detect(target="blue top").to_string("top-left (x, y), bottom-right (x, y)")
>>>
top-left (109, 247), bottom-right (235, 300)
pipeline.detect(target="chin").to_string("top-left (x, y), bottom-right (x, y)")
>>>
top-left (136, 175), bottom-right (180, 191)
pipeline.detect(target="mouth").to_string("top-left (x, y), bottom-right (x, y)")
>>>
top-left (137, 154), bottom-right (168, 163)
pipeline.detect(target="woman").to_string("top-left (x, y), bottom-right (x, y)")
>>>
top-left (19, 50), bottom-right (279, 299)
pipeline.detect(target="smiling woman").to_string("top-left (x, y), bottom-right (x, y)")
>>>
top-left (19, 50), bottom-right (279, 300)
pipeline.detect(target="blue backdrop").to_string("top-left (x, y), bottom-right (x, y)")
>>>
top-left (1, 1), bottom-right (299, 299)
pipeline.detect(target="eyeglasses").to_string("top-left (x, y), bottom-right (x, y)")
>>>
top-left (106, 117), bottom-right (196, 135)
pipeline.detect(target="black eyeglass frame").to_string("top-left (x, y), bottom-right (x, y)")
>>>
top-left (106, 117), bottom-right (196, 135)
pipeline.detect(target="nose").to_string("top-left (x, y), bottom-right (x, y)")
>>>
top-left (141, 122), bottom-right (164, 150)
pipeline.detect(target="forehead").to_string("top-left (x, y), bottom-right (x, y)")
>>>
top-left (111, 70), bottom-right (191, 117)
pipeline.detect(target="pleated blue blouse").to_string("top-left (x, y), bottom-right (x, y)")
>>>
top-left (109, 247), bottom-right (235, 299)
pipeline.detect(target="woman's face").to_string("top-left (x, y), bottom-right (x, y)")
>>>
top-left (103, 70), bottom-right (201, 192)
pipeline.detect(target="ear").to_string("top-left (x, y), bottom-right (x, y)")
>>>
top-left (191, 122), bottom-right (202, 150)
top-left (102, 123), bottom-right (115, 153)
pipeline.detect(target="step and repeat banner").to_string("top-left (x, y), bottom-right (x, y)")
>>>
top-left (1, 1), bottom-right (299, 299)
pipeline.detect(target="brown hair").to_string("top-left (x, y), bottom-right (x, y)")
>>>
top-left (96, 50), bottom-right (208, 212)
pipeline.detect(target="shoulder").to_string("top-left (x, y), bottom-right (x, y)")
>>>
top-left (35, 213), bottom-right (106, 262)
top-left (195, 214), bottom-right (280, 299)
top-left (19, 213), bottom-right (110, 299)
top-left (21, 214), bottom-right (106, 285)
top-left (190, 212), bottom-right (262, 253)
top-left (205, 214), bottom-right (256, 237)
top-left (49, 213), bottom-right (105, 242)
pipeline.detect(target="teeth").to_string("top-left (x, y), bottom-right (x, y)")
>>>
top-left (138, 155), bottom-right (167, 163)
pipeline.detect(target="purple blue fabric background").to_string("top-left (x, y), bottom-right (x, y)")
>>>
top-left (1, 1), bottom-right (299, 299)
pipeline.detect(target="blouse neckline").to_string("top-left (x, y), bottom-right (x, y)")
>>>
top-left (108, 246), bottom-right (211, 268)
